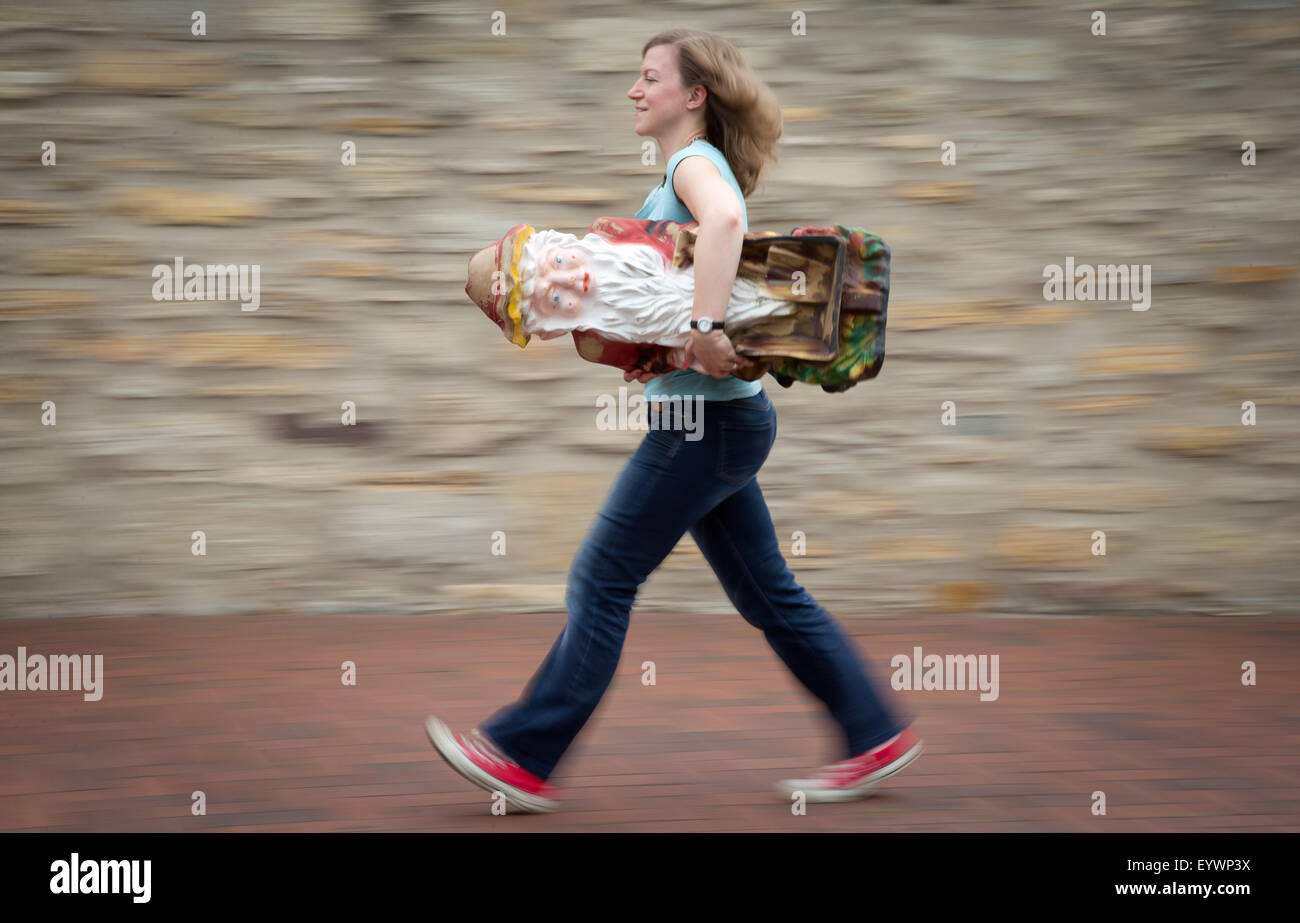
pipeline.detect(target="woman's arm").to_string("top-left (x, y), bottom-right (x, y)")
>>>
top-left (672, 156), bottom-right (754, 378)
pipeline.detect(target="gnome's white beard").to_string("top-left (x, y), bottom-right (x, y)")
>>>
top-left (518, 229), bottom-right (796, 346)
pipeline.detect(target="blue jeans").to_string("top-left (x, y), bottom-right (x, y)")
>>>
top-left (480, 388), bottom-right (911, 781)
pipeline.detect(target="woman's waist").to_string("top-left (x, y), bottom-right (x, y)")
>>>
top-left (644, 370), bottom-right (763, 403)
top-left (646, 389), bottom-right (769, 409)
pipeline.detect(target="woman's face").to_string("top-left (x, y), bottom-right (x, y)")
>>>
top-left (627, 44), bottom-right (691, 139)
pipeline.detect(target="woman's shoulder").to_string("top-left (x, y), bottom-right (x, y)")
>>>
top-left (669, 139), bottom-right (722, 165)
top-left (667, 141), bottom-right (746, 226)
top-left (668, 141), bottom-right (736, 183)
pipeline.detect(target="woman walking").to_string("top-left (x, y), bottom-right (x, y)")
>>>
top-left (427, 28), bottom-right (921, 813)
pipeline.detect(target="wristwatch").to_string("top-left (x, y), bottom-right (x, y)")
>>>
top-left (690, 317), bottom-right (725, 333)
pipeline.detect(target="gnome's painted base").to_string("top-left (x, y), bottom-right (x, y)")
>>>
top-left (465, 216), bottom-right (890, 393)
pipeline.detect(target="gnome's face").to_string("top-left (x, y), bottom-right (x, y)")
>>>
top-left (530, 245), bottom-right (596, 319)
top-left (467, 222), bottom-right (713, 350)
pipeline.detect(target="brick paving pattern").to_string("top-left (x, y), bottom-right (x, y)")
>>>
top-left (2, 613), bottom-right (1296, 832)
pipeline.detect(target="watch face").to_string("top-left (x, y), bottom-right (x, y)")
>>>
top-left (696, 318), bottom-right (712, 333)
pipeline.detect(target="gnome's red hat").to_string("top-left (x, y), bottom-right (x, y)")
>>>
top-left (465, 223), bottom-right (534, 348)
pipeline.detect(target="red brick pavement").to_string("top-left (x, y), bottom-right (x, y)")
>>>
top-left (1, 613), bottom-right (1296, 832)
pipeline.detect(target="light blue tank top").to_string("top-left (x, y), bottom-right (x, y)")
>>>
top-left (634, 140), bottom-right (762, 402)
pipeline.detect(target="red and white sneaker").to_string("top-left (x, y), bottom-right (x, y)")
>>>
top-left (777, 728), bottom-right (924, 802)
top-left (425, 716), bottom-right (561, 813)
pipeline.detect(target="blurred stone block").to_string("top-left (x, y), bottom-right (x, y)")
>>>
top-left (896, 181), bottom-right (975, 203)
top-left (1139, 426), bottom-right (1250, 457)
top-left (781, 106), bottom-right (834, 122)
top-left (1210, 265), bottom-right (1296, 284)
top-left (327, 116), bottom-right (438, 135)
top-left (441, 583), bottom-right (566, 611)
top-left (1132, 113), bottom-right (1284, 150)
top-left (194, 383), bottom-right (312, 397)
top-left (993, 527), bottom-right (1099, 569)
top-left (72, 51), bottom-right (231, 94)
top-left (296, 259), bottom-right (396, 279)
top-left (802, 488), bottom-right (913, 519)
top-left (898, 299), bottom-right (1077, 331)
top-left (247, 0), bottom-right (378, 39)
top-left (0, 376), bottom-right (49, 402)
top-left (1082, 344), bottom-right (1202, 375)
top-left (22, 240), bottom-right (141, 276)
top-left (476, 183), bottom-right (626, 206)
top-left (36, 335), bottom-right (342, 368)
top-left (932, 580), bottom-right (995, 614)
top-left (1054, 395), bottom-right (1158, 415)
top-left (189, 108), bottom-right (305, 130)
top-left (0, 200), bottom-right (70, 226)
top-left (0, 70), bottom-right (61, 100)
top-left (357, 471), bottom-right (487, 492)
top-left (166, 334), bottom-right (342, 369)
top-left (1017, 483), bottom-right (1176, 513)
top-left (862, 536), bottom-right (964, 562)
top-left (107, 188), bottom-right (266, 225)
top-left (0, 289), bottom-right (97, 318)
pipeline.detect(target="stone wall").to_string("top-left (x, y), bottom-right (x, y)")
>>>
top-left (1, 0), bottom-right (1297, 618)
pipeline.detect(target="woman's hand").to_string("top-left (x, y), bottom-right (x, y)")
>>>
top-left (684, 329), bottom-right (753, 379)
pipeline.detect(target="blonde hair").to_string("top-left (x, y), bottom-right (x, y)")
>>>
top-left (642, 29), bottom-right (782, 198)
